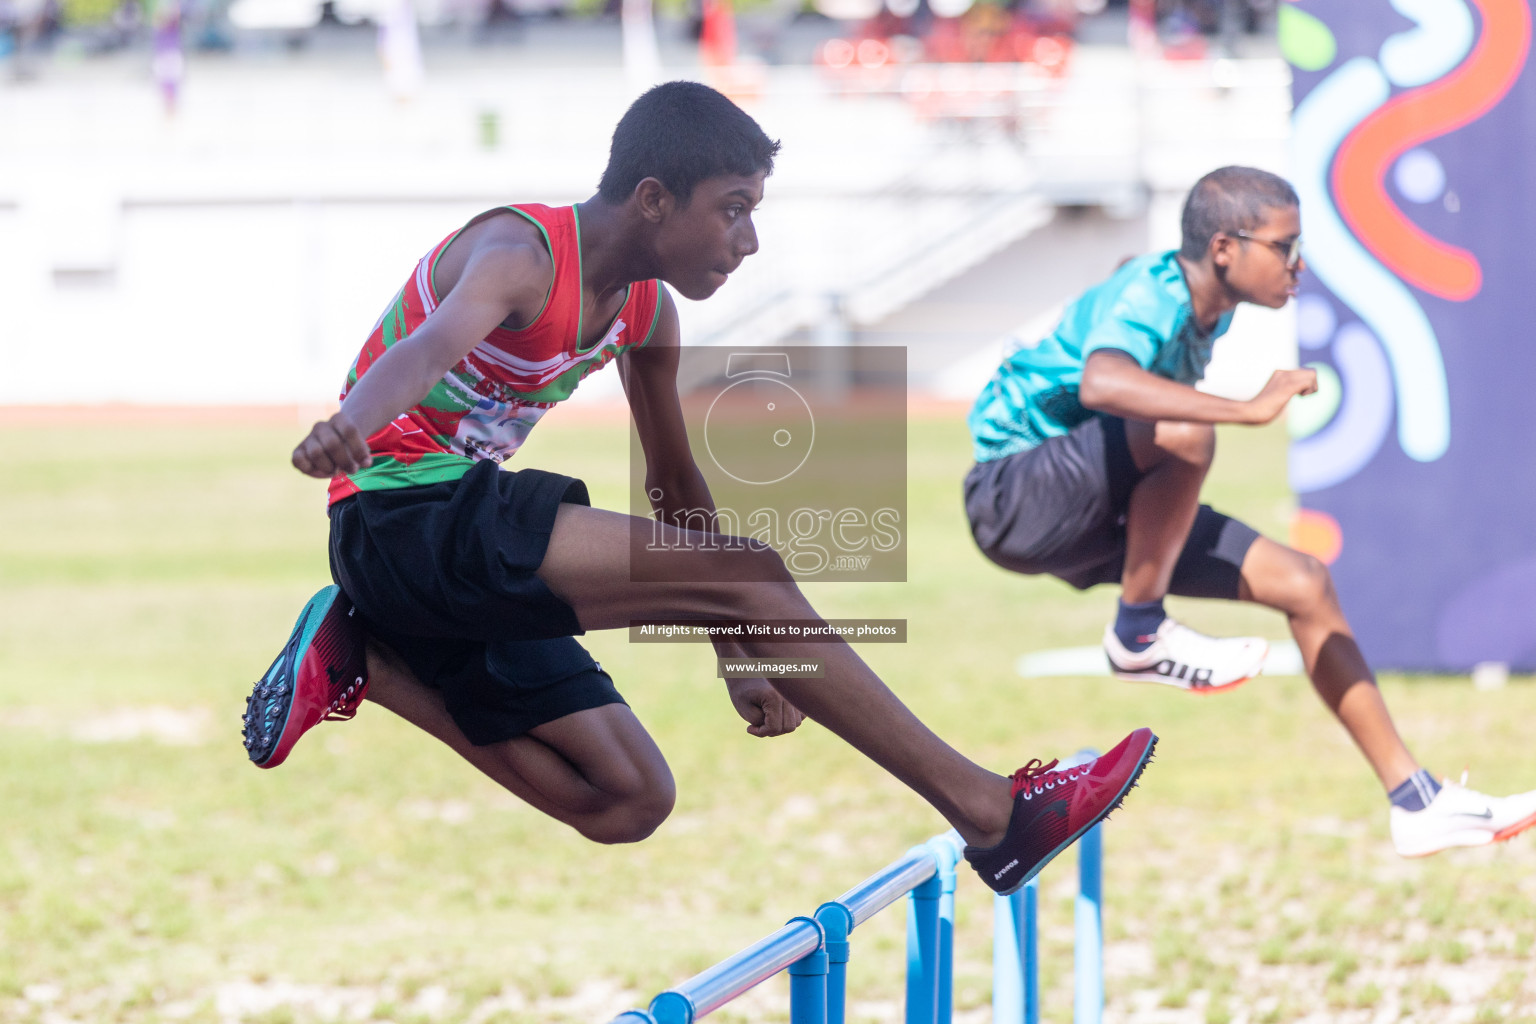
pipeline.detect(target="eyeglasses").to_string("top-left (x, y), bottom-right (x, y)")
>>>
top-left (1232, 231), bottom-right (1303, 269)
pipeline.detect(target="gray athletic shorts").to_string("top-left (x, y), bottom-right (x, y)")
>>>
top-left (963, 415), bottom-right (1259, 598)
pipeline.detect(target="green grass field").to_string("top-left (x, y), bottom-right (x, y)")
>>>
top-left (3, 411), bottom-right (1535, 1024)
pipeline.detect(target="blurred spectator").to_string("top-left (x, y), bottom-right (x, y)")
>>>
top-left (186, 0), bottom-right (233, 49)
top-left (1016, 0), bottom-right (1073, 35)
top-left (697, 0), bottom-right (734, 67)
top-left (378, 0), bottom-right (422, 99)
top-left (1154, 0), bottom-right (1273, 38)
top-left (108, 0), bottom-right (144, 46)
top-left (151, 0), bottom-right (185, 113)
top-left (3, 0), bottom-right (60, 76)
top-left (0, 0), bottom-right (20, 65)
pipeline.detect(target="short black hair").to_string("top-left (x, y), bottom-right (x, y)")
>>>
top-left (597, 81), bottom-right (781, 205)
top-left (1179, 166), bottom-right (1299, 260)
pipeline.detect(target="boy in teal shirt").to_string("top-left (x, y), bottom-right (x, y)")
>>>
top-left (966, 166), bottom-right (1536, 857)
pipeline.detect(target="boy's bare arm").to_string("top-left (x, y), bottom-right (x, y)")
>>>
top-left (617, 291), bottom-right (719, 519)
top-left (617, 292), bottom-right (805, 739)
top-left (292, 242), bottom-right (553, 479)
top-left (1079, 349), bottom-right (1317, 426)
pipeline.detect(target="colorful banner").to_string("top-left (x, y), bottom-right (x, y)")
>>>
top-left (1283, 0), bottom-right (1536, 671)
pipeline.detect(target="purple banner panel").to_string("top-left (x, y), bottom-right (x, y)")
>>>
top-left (1284, 0), bottom-right (1536, 669)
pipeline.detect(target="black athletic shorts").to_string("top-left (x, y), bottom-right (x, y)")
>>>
top-left (329, 459), bottom-right (626, 745)
top-left (963, 415), bottom-right (1259, 598)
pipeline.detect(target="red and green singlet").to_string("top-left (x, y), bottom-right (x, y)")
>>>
top-left (327, 204), bottom-right (662, 505)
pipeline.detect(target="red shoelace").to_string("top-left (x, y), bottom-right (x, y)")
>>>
top-left (1009, 756), bottom-right (1093, 800)
top-left (325, 679), bottom-right (369, 722)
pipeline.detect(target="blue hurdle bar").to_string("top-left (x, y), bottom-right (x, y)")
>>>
top-left (991, 824), bottom-right (1102, 1024)
top-left (611, 834), bottom-right (961, 1024)
top-left (1075, 822), bottom-right (1104, 1024)
top-left (993, 748), bottom-right (1104, 1024)
top-left (611, 750), bottom-right (1105, 1024)
top-left (991, 878), bottom-right (1038, 1024)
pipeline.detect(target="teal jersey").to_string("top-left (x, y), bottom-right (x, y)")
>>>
top-left (968, 250), bottom-right (1233, 462)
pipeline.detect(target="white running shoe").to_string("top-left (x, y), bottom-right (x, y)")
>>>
top-left (1102, 618), bottom-right (1267, 693)
top-left (1390, 777), bottom-right (1536, 858)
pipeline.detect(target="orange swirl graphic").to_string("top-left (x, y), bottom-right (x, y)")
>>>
top-left (1332, 0), bottom-right (1531, 301)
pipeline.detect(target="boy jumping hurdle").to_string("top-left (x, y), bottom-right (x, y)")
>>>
top-left (241, 81), bottom-right (1156, 896)
top-left (964, 165), bottom-right (1536, 857)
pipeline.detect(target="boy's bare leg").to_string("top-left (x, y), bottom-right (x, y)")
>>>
top-left (1236, 537), bottom-right (1419, 792)
top-left (1121, 418), bottom-right (1418, 789)
top-left (1106, 420), bottom-right (1265, 690)
top-left (536, 503), bottom-right (1017, 848)
top-left (365, 642), bottom-right (676, 845)
top-left (1121, 420), bottom-right (1215, 602)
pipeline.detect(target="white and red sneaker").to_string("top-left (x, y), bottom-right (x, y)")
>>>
top-left (1103, 618), bottom-right (1266, 693)
top-left (964, 728), bottom-right (1157, 895)
top-left (1391, 775), bottom-right (1536, 857)
top-left (242, 586), bottom-right (369, 769)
